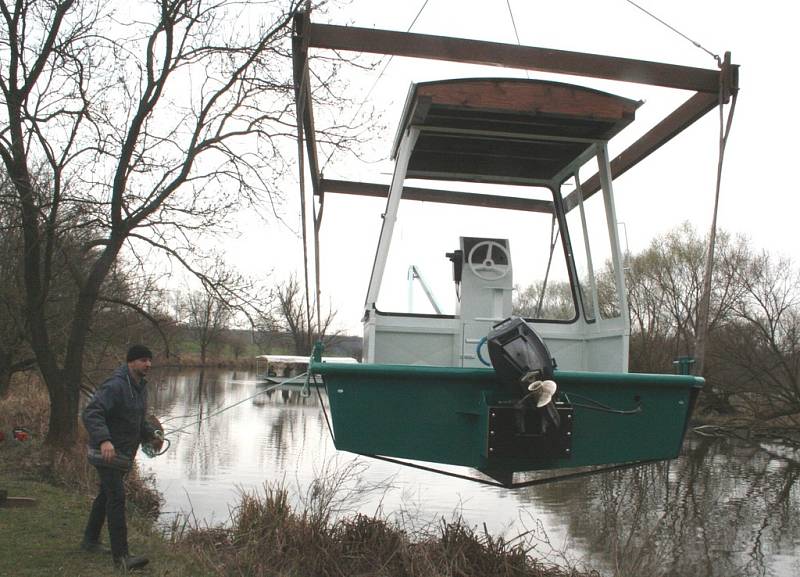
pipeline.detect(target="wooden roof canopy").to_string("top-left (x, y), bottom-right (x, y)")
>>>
top-left (291, 10), bottom-right (738, 212)
top-left (394, 78), bottom-right (642, 185)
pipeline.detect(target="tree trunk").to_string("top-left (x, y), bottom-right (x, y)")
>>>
top-left (0, 367), bottom-right (10, 399)
top-left (36, 242), bottom-right (121, 447)
top-left (0, 348), bottom-right (12, 398)
top-left (44, 373), bottom-right (80, 447)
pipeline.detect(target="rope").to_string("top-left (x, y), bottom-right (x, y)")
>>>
top-left (313, 190), bottom-right (323, 343)
top-left (476, 336), bottom-right (491, 367)
top-left (164, 373), bottom-right (310, 437)
top-left (313, 373), bottom-right (336, 442)
top-left (365, 453), bottom-right (662, 489)
top-left (693, 63), bottom-right (738, 375)
top-left (624, 0), bottom-right (720, 64)
top-left (504, 0), bottom-right (522, 45)
top-left (295, 59), bottom-right (315, 354)
top-left (504, 0), bottom-right (529, 79)
top-left (319, 0), bottom-right (431, 174)
top-left (566, 392), bottom-right (643, 415)
top-left (535, 215), bottom-right (560, 318)
top-left (623, 3), bottom-right (737, 375)
top-left (692, 424), bottom-right (728, 438)
top-left (307, 0), bottom-right (433, 342)
top-left (508, 459), bottom-right (661, 488)
top-left (141, 433), bottom-right (170, 458)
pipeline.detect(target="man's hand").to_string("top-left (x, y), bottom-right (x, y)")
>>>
top-left (149, 431), bottom-right (164, 452)
top-left (100, 440), bottom-right (116, 463)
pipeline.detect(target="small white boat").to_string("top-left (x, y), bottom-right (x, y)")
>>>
top-left (255, 354), bottom-right (357, 382)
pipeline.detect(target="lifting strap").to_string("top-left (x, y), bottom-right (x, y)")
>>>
top-left (364, 453), bottom-right (663, 490)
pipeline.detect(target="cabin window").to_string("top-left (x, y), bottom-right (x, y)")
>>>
top-left (562, 170), bottom-right (623, 321)
top-left (564, 181), bottom-right (597, 322)
top-left (374, 183), bottom-right (577, 321)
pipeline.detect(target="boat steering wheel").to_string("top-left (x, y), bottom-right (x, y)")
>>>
top-left (467, 240), bottom-right (510, 281)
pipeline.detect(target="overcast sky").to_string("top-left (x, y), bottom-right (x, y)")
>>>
top-left (230, 0), bottom-right (798, 334)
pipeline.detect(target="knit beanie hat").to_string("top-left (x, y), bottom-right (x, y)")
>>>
top-left (127, 344), bottom-right (153, 362)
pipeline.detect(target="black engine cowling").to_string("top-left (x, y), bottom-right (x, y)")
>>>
top-left (486, 316), bottom-right (555, 390)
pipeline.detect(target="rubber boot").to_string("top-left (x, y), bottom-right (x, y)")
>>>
top-left (113, 554), bottom-right (149, 570)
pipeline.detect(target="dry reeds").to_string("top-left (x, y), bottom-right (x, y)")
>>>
top-left (0, 371), bottom-right (49, 440)
top-left (168, 462), bottom-right (596, 577)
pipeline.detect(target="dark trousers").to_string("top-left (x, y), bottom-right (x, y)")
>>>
top-left (84, 466), bottom-right (128, 558)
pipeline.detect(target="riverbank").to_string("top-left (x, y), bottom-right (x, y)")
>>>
top-left (0, 438), bottom-right (213, 577)
top-left (0, 445), bottom-right (596, 577)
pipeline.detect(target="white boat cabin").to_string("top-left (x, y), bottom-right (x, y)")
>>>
top-left (361, 78), bottom-right (641, 372)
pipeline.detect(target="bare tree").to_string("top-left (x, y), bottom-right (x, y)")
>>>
top-left (622, 224), bottom-right (747, 374)
top-left (0, 188), bottom-right (34, 396)
top-left (0, 0), bottom-right (333, 446)
top-left (720, 252), bottom-right (800, 422)
top-left (180, 255), bottom-right (270, 364)
top-left (274, 274), bottom-right (341, 355)
top-left (227, 331), bottom-right (250, 362)
top-left (2, 167), bottom-right (180, 396)
top-left (180, 289), bottom-right (232, 365)
top-left (513, 280), bottom-right (575, 320)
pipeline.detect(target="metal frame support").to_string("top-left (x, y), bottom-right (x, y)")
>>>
top-left (573, 172), bottom-right (601, 322)
top-left (320, 179), bottom-right (553, 213)
top-left (364, 127), bottom-right (420, 309)
top-left (597, 143), bottom-right (630, 331)
top-left (292, 11), bottom-right (323, 202)
top-left (407, 265), bottom-right (443, 314)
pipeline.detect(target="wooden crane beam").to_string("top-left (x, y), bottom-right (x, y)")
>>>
top-left (292, 13), bottom-right (738, 209)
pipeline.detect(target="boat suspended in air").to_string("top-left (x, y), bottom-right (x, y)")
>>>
top-left (291, 12), bottom-right (737, 486)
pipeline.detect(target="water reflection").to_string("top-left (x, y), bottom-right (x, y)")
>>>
top-left (143, 369), bottom-right (800, 576)
top-left (516, 437), bottom-right (800, 576)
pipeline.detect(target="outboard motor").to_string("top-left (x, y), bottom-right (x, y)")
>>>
top-left (486, 317), bottom-right (563, 437)
top-left (487, 317), bottom-right (555, 389)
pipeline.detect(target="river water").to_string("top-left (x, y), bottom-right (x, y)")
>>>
top-left (143, 368), bottom-right (800, 577)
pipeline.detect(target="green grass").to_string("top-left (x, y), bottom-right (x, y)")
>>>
top-left (0, 375), bottom-right (207, 576)
top-left (0, 446), bottom-right (211, 577)
top-left (1, 475), bottom-right (112, 577)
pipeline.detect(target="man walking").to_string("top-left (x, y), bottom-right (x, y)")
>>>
top-left (81, 344), bottom-right (162, 570)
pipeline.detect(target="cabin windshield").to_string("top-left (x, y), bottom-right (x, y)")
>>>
top-left (374, 182), bottom-right (577, 321)
top-left (562, 175), bottom-right (623, 323)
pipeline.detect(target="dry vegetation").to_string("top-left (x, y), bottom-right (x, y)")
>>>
top-left (169, 481), bottom-right (596, 577)
top-left (0, 373), bottom-right (162, 519)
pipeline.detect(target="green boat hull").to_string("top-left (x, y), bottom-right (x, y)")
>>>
top-left (311, 362), bottom-right (703, 480)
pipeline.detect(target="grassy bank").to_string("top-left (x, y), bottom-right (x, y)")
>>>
top-left (1, 373), bottom-right (597, 577)
top-left (0, 464), bottom-right (210, 577)
top-left (0, 374), bottom-right (207, 576)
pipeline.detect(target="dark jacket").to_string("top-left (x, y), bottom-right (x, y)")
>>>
top-left (82, 365), bottom-right (156, 457)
